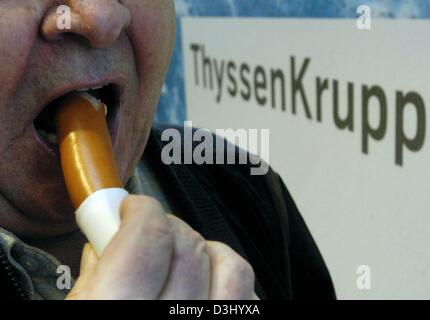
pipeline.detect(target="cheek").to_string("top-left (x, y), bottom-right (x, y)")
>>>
top-left (121, 108), bottom-right (153, 182)
top-left (0, 4), bottom-right (43, 101)
top-left (125, 0), bottom-right (176, 94)
top-left (113, 74), bottom-right (151, 184)
top-left (116, 0), bottom-right (175, 181)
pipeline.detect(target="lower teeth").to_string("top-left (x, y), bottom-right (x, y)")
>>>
top-left (38, 129), bottom-right (58, 145)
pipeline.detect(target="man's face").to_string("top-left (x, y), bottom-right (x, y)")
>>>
top-left (0, 0), bottom-right (175, 237)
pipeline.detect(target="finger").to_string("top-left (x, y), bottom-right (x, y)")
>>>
top-left (206, 241), bottom-right (256, 300)
top-left (80, 243), bottom-right (99, 275)
top-left (85, 195), bottom-right (175, 299)
top-left (158, 215), bottom-right (211, 300)
top-left (66, 243), bottom-right (98, 300)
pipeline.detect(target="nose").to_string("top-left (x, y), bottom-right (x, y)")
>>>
top-left (40, 0), bottom-right (131, 48)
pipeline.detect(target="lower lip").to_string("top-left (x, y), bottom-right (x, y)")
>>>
top-left (33, 105), bottom-right (120, 155)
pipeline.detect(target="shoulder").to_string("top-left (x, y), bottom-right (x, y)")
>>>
top-left (148, 123), bottom-right (335, 299)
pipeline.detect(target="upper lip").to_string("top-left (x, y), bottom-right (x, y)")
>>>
top-left (34, 75), bottom-right (126, 120)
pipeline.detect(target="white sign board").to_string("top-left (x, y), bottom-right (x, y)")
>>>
top-left (182, 17), bottom-right (430, 299)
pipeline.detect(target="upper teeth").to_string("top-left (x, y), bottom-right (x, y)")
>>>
top-left (76, 85), bottom-right (104, 92)
top-left (77, 92), bottom-right (104, 111)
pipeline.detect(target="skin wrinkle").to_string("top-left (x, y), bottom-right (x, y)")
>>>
top-left (0, 6), bottom-right (40, 102)
top-left (122, 4), bottom-right (176, 182)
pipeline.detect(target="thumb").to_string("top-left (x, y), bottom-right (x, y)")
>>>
top-left (66, 243), bottom-right (98, 300)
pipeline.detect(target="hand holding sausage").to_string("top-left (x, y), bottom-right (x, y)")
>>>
top-left (67, 195), bottom-right (259, 300)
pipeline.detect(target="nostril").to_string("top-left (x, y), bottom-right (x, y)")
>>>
top-left (63, 33), bottom-right (92, 46)
top-left (39, 12), bottom-right (59, 41)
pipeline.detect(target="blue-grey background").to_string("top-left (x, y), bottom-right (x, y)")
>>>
top-left (155, 0), bottom-right (430, 124)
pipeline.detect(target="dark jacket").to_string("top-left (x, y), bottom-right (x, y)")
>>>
top-left (0, 124), bottom-right (336, 300)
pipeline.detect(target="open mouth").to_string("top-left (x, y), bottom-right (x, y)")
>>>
top-left (33, 83), bottom-right (120, 150)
